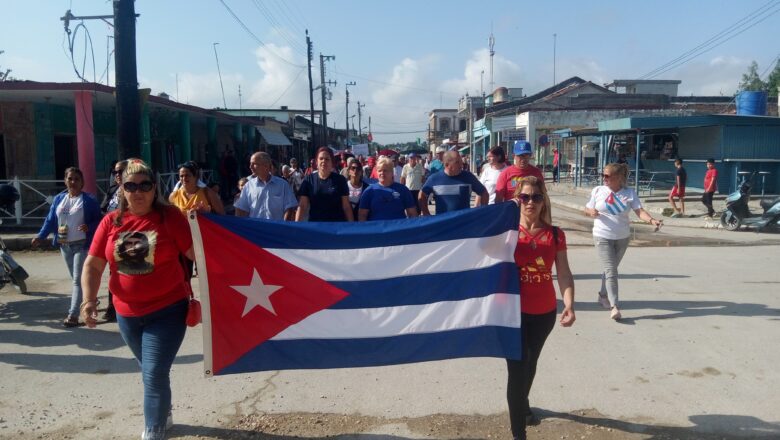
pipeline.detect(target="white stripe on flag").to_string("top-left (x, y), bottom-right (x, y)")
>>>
top-left (266, 231), bottom-right (518, 281)
top-left (270, 293), bottom-right (521, 340)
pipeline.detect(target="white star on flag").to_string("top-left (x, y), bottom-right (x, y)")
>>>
top-left (230, 269), bottom-right (282, 317)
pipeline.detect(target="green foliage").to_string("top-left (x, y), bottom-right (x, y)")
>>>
top-left (766, 60), bottom-right (780, 98)
top-left (738, 61), bottom-right (767, 92)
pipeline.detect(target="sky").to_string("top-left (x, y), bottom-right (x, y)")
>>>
top-left (2, 0), bottom-right (779, 144)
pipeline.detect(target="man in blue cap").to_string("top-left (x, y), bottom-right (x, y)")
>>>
top-left (495, 140), bottom-right (545, 203)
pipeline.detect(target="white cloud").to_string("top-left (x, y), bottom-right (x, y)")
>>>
top-left (441, 49), bottom-right (523, 96)
top-left (247, 44), bottom-right (310, 109)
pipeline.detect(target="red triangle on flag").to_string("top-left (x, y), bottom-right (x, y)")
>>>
top-left (198, 217), bottom-right (349, 374)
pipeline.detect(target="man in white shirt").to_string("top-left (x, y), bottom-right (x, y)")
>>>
top-left (400, 152), bottom-right (425, 201)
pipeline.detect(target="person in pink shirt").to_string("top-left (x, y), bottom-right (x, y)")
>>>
top-left (495, 141), bottom-right (545, 204)
top-left (702, 158), bottom-right (718, 218)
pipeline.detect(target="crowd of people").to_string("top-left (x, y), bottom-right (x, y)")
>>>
top-left (27, 138), bottom-right (683, 440)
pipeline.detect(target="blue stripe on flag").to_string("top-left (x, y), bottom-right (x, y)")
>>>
top-left (217, 325), bottom-right (522, 374)
top-left (330, 262), bottom-right (519, 309)
top-left (201, 201), bottom-right (519, 250)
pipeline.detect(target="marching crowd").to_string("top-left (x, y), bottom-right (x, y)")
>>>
top-left (29, 139), bottom-right (668, 440)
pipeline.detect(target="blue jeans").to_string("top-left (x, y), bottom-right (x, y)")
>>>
top-left (116, 300), bottom-right (188, 435)
top-left (60, 241), bottom-right (86, 317)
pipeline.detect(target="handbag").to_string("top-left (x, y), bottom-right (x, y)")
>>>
top-left (184, 282), bottom-right (201, 327)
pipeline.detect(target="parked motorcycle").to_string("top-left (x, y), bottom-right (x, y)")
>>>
top-left (0, 184), bottom-right (29, 293)
top-left (720, 173), bottom-right (780, 231)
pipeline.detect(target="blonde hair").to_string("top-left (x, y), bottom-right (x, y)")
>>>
top-left (513, 175), bottom-right (552, 226)
top-left (604, 163), bottom-right (629, 188)
top-left (114, 158), bottom-right (167, 225)
top-left (376, 156), bottom-right (394, 172)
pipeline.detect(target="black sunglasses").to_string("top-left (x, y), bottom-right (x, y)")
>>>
top-left (122, 181), bottom-right (154, 193)
top-left (517, 193), bottom-right (544, 204)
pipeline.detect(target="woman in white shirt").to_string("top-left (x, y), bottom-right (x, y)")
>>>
top-left (479, 146), bottom-right (508, 204)
top-left (584, 163), bottom-right (662, 321)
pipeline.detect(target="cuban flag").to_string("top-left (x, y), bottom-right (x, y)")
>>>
top-left (605, 191), bottom-right (628, 215)
top-left (188, 203), bottom-right (521, 377)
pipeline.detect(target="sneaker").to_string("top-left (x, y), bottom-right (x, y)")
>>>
top-left (610, 306), bottom-right (622, 321)
top-left (598, 295), bottom-right (611, 309)
top-left (63, 315), bottom-right (79, 327)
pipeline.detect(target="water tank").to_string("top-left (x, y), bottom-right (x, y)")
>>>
top-left (736, 91), bottom-right (768, 115)
top-left (493, 87), bottom-right (509, 104)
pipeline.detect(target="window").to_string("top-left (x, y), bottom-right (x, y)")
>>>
top-left (439, 118), bottom-right (450, 132)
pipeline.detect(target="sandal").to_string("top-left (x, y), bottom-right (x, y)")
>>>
top-left (63, 315), bottom-right (80, 327)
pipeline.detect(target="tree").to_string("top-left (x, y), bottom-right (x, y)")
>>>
top-left (0, 50), bottom-right (14, 82)
top-left (766, 60), bottom-right (780, 97)
top-left (738, 61), bottom-right (767, 92)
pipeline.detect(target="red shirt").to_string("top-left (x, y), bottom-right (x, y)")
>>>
top-left (704, 169), bottom-right (718, 193)
top-left (89, 206), bottom-right (193, 317)
top-left (496, 165), bottom-right (544, 201)
top-left (514, 226), bottom-right (566, 314)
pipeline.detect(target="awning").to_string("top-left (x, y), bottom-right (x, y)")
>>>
top-left (256, 127), bottom-right (292, 146)
top-left (458, 146), bottom-right (470, 153)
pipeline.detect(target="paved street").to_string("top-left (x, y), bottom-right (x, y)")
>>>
top-left (1, 213), bottom-right (779, 439)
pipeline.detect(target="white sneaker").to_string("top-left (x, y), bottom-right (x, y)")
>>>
top-left (166, 412), bottom-right (173, 431)
top-left (610, 306), bottom-right (622, 321)
top-left (598, 295), bottom-right (611, 309)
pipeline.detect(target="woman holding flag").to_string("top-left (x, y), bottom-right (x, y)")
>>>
top-left (584, 163), bottom-right (662, 321)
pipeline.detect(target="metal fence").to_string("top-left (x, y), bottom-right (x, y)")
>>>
top-left (0, 169), bottom-right (214, 225)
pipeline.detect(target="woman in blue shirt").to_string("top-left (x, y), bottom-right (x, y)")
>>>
top-left (358, 157), bottom-right (418, 221)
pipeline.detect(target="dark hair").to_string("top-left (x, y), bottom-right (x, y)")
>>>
top-left (178, 160), bottom-right (200, 176)
top-left (315, 146), bottom-right (334, 162)
top-left (706, 158), bottom-right (715, 164)
top-left (488, 146), bottom-right (506, 164)
top-left (63, 167), bottom-right (84, 181)
top-left (675, 158), bottom-right (683, 165)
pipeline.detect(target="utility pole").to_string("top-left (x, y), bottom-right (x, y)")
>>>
top-left (357, 101), bottom-right (365, 143)
top-left (345, 81), bottom-right (356, 147)
top-left (213, 43), bottom-right (227, 109)
top-left (106, 35), bottom-right (113, 86)
top-left (489, 26), bottom-right (495, 96)
top-left (553, 33), bottom-right (557, 86)
top-left (319, 53), bottom-right (336, 147)
top-left (113, 0), bottom-right (141, 158)
top-left (306, 30), bottom-right (316, 149)
top-left (238, 84), bottom-right (242, 111)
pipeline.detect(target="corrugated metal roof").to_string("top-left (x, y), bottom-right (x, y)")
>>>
top-left (598, 114), bottom-right (780, 132)
top-left (256, 127), bottom-right (292, 146)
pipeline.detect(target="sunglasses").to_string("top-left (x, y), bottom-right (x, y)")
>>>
top-left (517, 193), bottom-right (544, 204)
top-left (122, 181), bottom-right (154, 193)
top-left (602, 174), bottom-right (612, 179)
top-left (349, 166), bottom-right (360, 170)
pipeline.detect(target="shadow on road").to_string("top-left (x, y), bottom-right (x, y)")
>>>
top-left (571, 298), bottom-right (780, 320)
top-left (542, 408), bottom-right (780, 439)
top-left (573, 273), bottom-right (690, 281)
top-left (170, 424), bottom-right (461, 439)
top-left (0, 352), bottom-right (202, 374)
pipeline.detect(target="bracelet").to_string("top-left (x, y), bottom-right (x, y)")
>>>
top-left (80, 300), bottom-right (98, 307)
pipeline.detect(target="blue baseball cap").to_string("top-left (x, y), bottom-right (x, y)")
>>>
top-left (513, 141), bottom-right (533, 156)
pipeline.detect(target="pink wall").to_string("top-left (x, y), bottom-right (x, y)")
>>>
top-left (74, 91), bottom-right (97, 195)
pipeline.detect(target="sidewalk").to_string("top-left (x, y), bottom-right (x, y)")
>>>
top-left (547, 182), bottom-right (758, 229)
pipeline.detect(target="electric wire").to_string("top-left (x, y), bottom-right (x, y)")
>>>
top-left (217, 0), bottom-right (305, 68)
top-left (266, 67), bottom-right (306, 107)
top-left (639, 0), bottom-right (780, 79)
top-left (251, 0), bottom-right (307, 55)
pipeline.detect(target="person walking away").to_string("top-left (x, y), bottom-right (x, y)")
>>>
top-left (235, 152), bottom-right (298, 220)
top-left (32, 167), bottom-right (102, 327)
top-left (358, 157), bottom-right (418, 221)
top-left (400, 152), bottom-right (426, 202)
top-left (81, 159), bottom-right (194, 440)
top-left (495, 141), bottom-right (545, 204)
top-left (506, 176), bottom-right (575, 440)
top-left (419, 151), bottom-right (488, 215)
top-left (479, 146), bottom-right (508, 204)
top-left (669, 158), bottom-right (687, 217)
top-left (552, 147), bottom-right (561, 183)
top-left (702, 158), bottom-right (718, 219)
top-left (288, 158), bottom-right (304, 196)
top-left (296, 147), bottom-right (354, 222)
top-left (584, 163), bottom-right (662, 320)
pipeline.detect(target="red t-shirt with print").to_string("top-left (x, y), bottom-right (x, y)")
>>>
top-left (496, 165), bottom-right (544, 201)
top-left (704, 169), bottom-right (718, 193)
top-left (88, 206), bottom-right (193, 317)
top-left (514, 226), bottom-right (566, 314)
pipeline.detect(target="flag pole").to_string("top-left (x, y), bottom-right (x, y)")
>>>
top-left (188, 212), bottom-right (215, 377)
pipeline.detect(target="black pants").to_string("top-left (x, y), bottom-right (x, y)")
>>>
top-left (506, 310), bottom-right (557, 440)
top-left (702, 192), bottom-right (715, 217)
top-left (552, 165), bottom-right (560, 183)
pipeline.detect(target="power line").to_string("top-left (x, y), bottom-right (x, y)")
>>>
top-left (639, 0), bottom-right (780, 79)
top-left (217, 0), bottom-right (305, 68)
top-left (251, 0), bottom-right (307, 55)
top-left (266, 67), bottom-right (306, 107)
top-left (371, 129), bottom-right (427, 134)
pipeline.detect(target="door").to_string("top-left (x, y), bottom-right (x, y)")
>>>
top-left (53, 135), bottom-right (77, 179)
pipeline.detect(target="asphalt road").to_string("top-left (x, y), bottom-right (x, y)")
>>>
top-left (1, 215), bottom-right (779, 439)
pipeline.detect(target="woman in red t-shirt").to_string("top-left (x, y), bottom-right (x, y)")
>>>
top-left (506, 175), bottom-right (575, 440)
top-left (80, 159), bottom-right (194, 440)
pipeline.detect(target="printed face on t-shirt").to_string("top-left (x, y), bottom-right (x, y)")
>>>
top-left (115, 231), bottom-right (157, 275)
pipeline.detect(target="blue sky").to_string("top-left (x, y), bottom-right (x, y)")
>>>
top-left (2, 0), bottom-right (779, 143)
